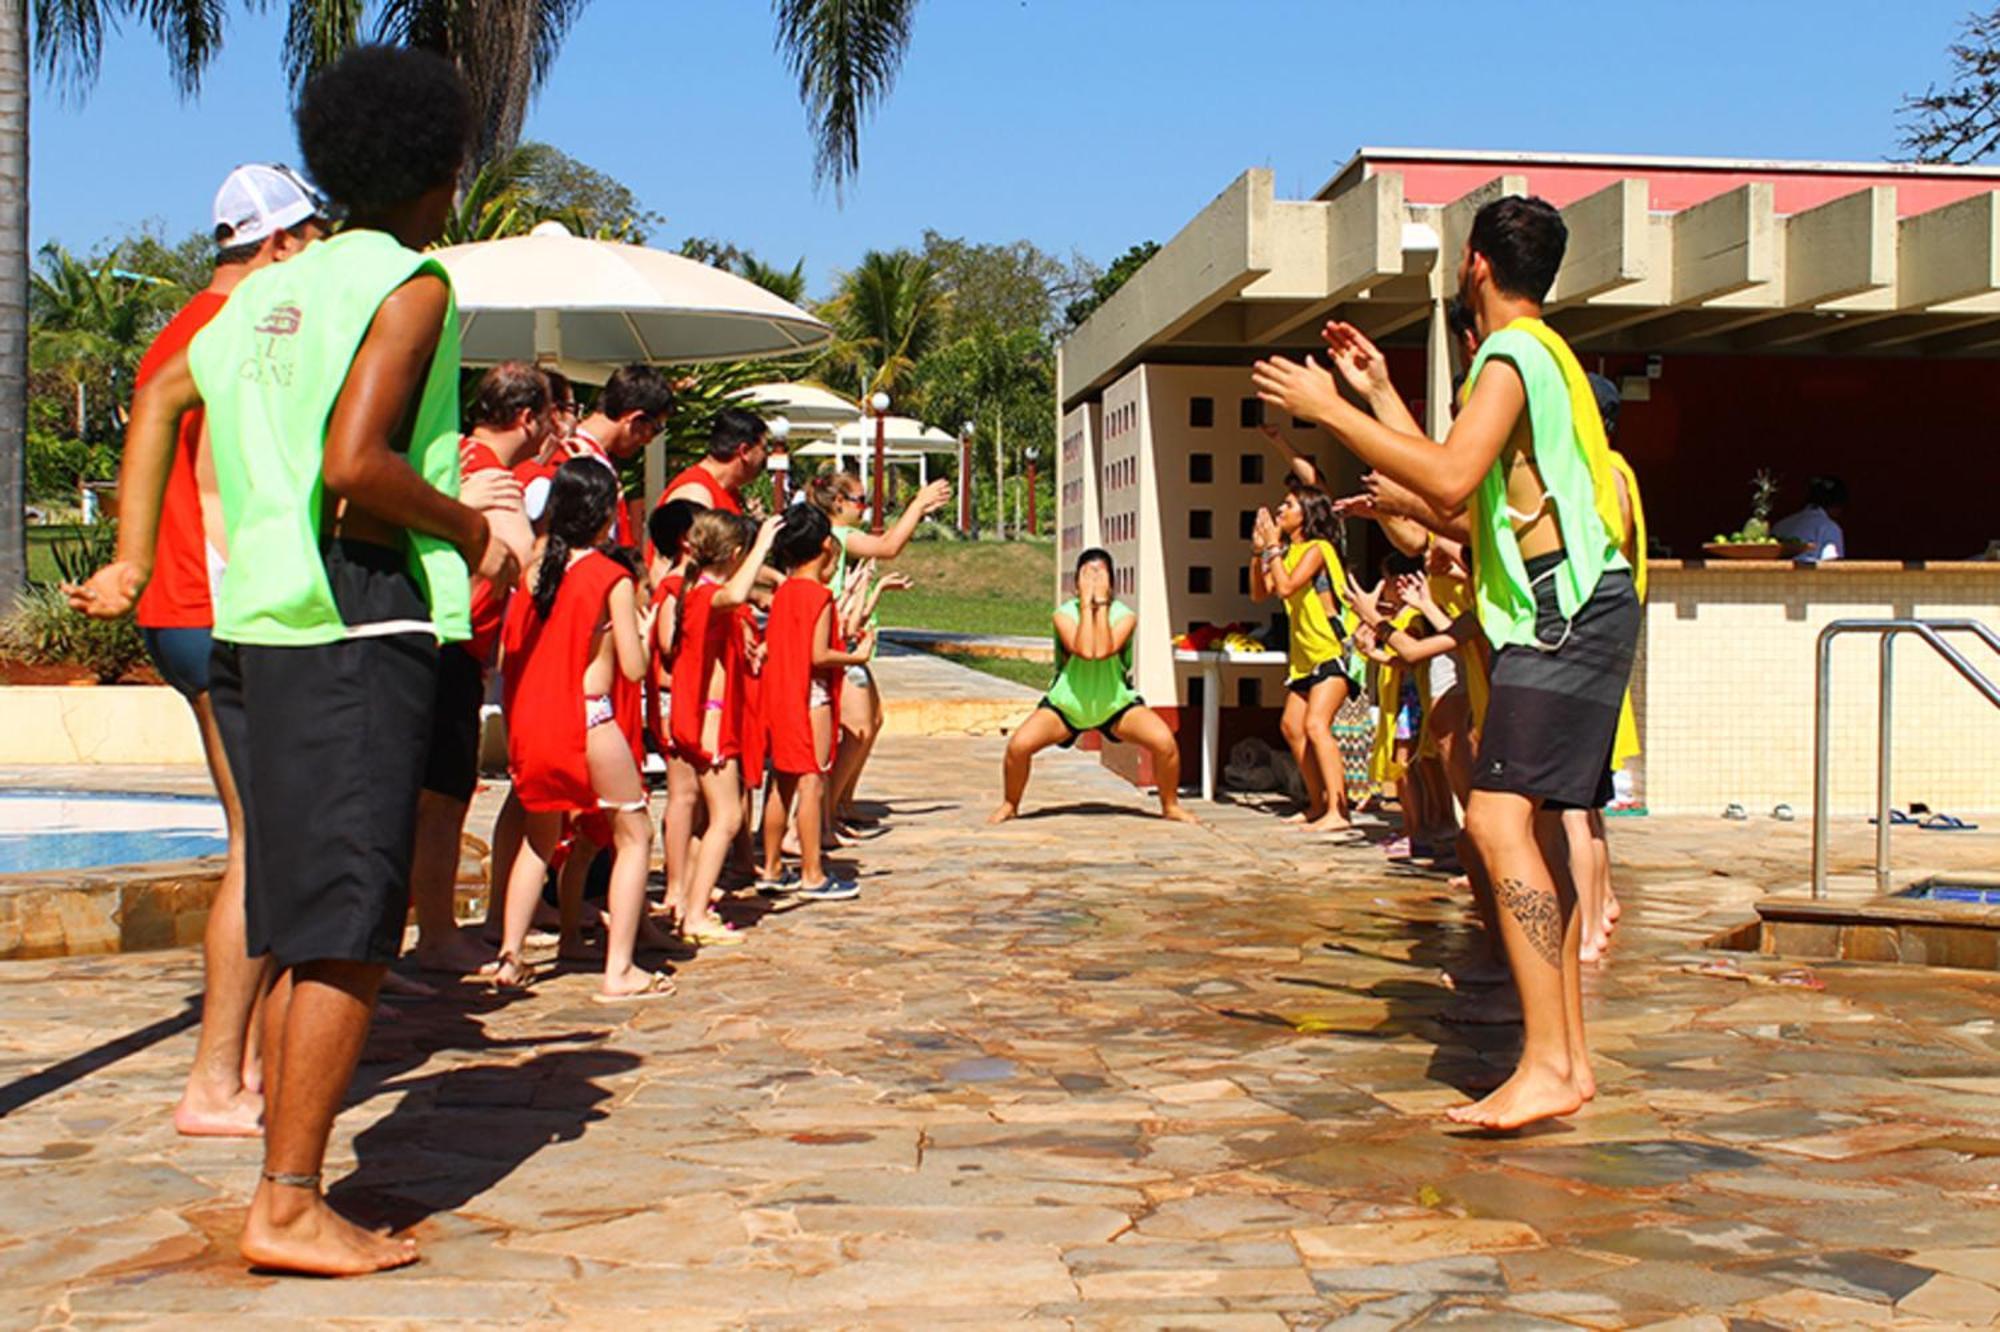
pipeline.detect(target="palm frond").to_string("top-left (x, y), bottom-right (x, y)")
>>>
top-left (262, 0), bottom-right (367, 92)
top-left (34, 0), bottom-right (223, 97)
top-left (772, 0), bottom-right (916, 200)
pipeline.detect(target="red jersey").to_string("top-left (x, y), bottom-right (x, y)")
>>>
top-left (515, 456), bottom-right (560, 526)
top-left (461, 437), bottom-right (510, 665)
top-left (668, 577), bottom-right (741, 767)
top-left (134, 290), bottom-right (228, 629)
top-left (764, 576), bottom-right (839, 776)
top-left (500, 550), bottom-right (634, 813)
top-left (643, 571), bottom-right (684, 752)
top-left (661, 462), bottom-right (743, 514)
top-left (567, 430), bottom-right (634, 545)
top-left (737, 603), bottom-right (769, 788)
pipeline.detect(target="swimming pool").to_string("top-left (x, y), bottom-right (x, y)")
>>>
top-left (1897, 881), bottom-right (2000, 906)
top-left (0, 790), bottom-right (226, 874)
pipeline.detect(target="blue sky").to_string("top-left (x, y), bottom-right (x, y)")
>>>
top-left (30, 0), bottom-right (1979, 298)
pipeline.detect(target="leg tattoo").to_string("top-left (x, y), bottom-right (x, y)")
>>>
top-left (1497, 877), bottom-right (1563, 969)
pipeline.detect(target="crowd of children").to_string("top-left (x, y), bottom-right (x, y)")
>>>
top-left (447, 385), bottom-right (929, 1003)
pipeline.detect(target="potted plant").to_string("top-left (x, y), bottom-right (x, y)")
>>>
top-left (1702, 470), bottom-right (1807, 561)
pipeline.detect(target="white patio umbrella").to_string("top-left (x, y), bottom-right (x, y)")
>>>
top-left (432, 221), bottom-right (831, 382)
top-left (822, 415), bottom-right (962, 491)
top-left (731, 382), bottom-right (858, 442)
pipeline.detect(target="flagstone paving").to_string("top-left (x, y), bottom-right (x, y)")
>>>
top-left (2, 738), bottom-right (1999, 1328)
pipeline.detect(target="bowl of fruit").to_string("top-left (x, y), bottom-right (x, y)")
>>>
top-left (1702, 470), bottom-right (1808, 561)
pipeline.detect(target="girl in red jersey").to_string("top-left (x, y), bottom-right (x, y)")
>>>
top-left (756, 505), bottom-right (875, 902)
top-left (493, 461), bottom-right (667, 1001)
top-left (646, 500), bottom-right (703, 911)
top-left (666, 508), bottom-right (781, 945)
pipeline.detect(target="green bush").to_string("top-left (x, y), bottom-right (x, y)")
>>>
top-left (4, 523), bottom-right (148, 682)
top-left (3, 583), bottom-right (148, 682)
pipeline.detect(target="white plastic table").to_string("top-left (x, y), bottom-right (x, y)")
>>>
top-left (1172, 647), bottom-right (1287, 801)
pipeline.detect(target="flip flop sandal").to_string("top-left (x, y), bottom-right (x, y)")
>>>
top-left (1868, 808), bottom-right (1917, 826)
top-left (1919, 812), bottom-right (1980, 831)
top-left (684, 924), bottom-right (746, 947)
top-left (487, 953), bottom-right (537, 990)
top-left (592, 972), bottom-right (677, 1004)
top-left (1771, 804), bottom-right (1796, 822)
top-left (1722, 803), bottom-right (1748, 821)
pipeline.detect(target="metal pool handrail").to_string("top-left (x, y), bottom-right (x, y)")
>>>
top-left (1812, 618), bottom-right (2000, 899)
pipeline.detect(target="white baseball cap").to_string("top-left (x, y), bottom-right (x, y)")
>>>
top-left (212, 164), bottom-right (324, 249)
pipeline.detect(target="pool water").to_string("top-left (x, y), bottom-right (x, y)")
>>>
top-left (0, 790), bottom-right (226, 874)
top-left (1897, 882), bottom-right (2000, 906)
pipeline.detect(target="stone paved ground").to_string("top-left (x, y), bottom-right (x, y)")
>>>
top-left (4, 737), bottom-right (2000, 1329)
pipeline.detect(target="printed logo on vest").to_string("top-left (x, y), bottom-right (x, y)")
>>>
top-left (254, 304), bottom-right (302, 337)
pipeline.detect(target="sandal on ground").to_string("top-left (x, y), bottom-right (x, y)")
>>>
top-left (683, 922), bottom-right (745, 947)
top-left (488, 953), bottom-right (537, 989)
top-left (591, 971), bottom-right (677, 1004)
top-left (1721, 803), bottom-right (1748, 821)
top-left (1919, 812), bottom-right (1980, 831)
top-left (1869, 808), bottom-right (1918, 826)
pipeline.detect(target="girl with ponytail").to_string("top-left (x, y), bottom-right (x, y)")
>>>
top-left (495, 460), bottom-right (669, 1002)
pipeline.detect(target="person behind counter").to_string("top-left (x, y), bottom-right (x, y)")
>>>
top-left (1773, 475), bottom-right (1847, 564)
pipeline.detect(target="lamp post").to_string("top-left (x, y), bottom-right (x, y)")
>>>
top-left (1025, 447), bottom-right (1039, 536)
top-left (958, 421), bottom-right (975, 533)
top-left (768, 415), bottom-right (792, 508)
top-left (869, 391), bottom-right (890, 535)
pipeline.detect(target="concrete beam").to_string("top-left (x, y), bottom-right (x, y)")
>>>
top-left (1548, 179), bottom-right (1649, 308)
top-left (1240, 171), bottom-right (1407, 345)
top-left (1784, 186), bottom-right (1895, 307)
top-left (1438, 174), bottom-right (1528, 299)
top-left (1643, 306), bottom-right (1795, 347)
top-left (1898, 188), bottom-right (2000, 309)
top-left (1060, 169), bottom-right (1272, 406)
top-left (1825, 310), bottom-right (1996, 353)
top-left (1912, 316), bottom-right (2000, 354)
top-left (1672, 183), bottom-right (1775, 305)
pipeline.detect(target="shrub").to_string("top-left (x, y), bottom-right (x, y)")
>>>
top-left (3, 523), bottom-right (148, 683)
top-left (3, 584), bottom-right (148, 682)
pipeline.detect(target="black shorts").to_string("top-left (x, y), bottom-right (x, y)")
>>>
top-left (422, 644), bottom-right (485, 802)
top-left (1039, 697), bottom-right (1142, 748)
top-left (1472, 555), bottom-right (1639, 811)
top-left (210, 541), bottom-right (440, 969)
top-left (1285, 658), bottom-right (1352, 698)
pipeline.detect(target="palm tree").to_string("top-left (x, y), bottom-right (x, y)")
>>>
top-left (736, 255), bottom-right (809, 305)
top-left (817, 249), bottom-right (946, 405)
top-left (773, 0), bottom-right (920, 199)
top-left (1, 3), bottom-right (28, 590)
top-left (3, 0), bottom-right (925, 589)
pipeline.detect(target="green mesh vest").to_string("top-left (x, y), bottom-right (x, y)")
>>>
top-left (1463, 325), bottom-right (1627, 650)
top-left (187, 229), bottom-right (470, 647)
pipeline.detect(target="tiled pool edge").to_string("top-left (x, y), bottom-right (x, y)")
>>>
top-left (1710, 883), bottom-right (2000, 972)
top-left (0, 858), bottom-right (224, 959)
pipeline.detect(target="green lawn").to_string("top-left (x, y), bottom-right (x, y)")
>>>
top-left (26, 525), bottom-right (86, 586)
top-left (931, 648), bottom-right (1052, 691)
top-left (872, 537), bottom-right (1056, 638)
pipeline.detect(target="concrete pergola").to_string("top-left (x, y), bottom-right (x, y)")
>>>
top-left (1060, 149), bottom-right (2000, 440)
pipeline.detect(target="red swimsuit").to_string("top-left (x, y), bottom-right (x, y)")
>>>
top-left (668, 577), bottom-right (741, 767)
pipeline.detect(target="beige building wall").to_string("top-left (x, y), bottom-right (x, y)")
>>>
top-left (1640, 563), bottom-right (2000, 816)
top-left (1056, 402), bottom-right (1103, 600)
top-left (1125, 364), bottom-right (1363, 710)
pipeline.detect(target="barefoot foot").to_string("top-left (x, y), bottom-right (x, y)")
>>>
top-left (412, 927), bottom-right (497, 976)
top-left (239, 1185), bottom-right (419, 1276)
top-left (1159, 804), bottom-right (1202, 825)
top-left (174, 1086), bottom-right (263, 1138)
top-left (986, 803), bottom-right (1019, 825)
top-left (1444, 1060), bottom-right (1585, 1130)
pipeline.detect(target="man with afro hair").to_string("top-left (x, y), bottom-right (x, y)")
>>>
top-left (71, 45), bottom-right (517, 1275)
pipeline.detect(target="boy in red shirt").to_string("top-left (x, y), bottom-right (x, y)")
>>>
top-left (756, 505), bottom-right (873, 902)
top-left (136, 164), bottom-right (324, 1138)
